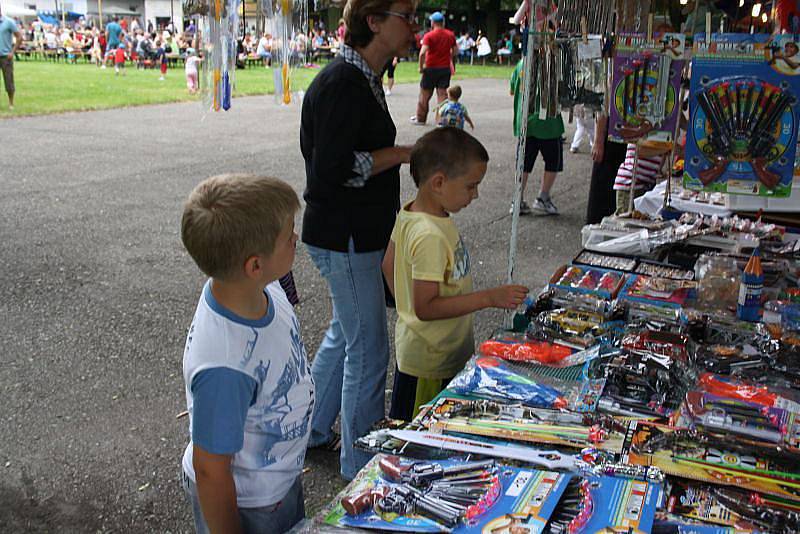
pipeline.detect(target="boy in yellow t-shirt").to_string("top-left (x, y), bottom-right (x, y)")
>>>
top-left (382, 128), bottom-right (529, 421)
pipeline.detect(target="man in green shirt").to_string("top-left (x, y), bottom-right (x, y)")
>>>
top-left (510, 59), bottom-right (564, 215)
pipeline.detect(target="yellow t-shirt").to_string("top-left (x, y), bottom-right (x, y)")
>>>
top-left (391, 201), bottom-right (475, 379)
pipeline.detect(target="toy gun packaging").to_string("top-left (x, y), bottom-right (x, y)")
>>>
top-left (684, 34), bottom-right (800, 197)
top-left (608, 33), bottom-right (686, 145)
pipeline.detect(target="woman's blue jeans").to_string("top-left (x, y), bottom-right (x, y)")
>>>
top-left (305, 239), bottom-right (389, 479)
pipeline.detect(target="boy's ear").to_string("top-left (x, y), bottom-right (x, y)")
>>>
top-left (429, 171), bottom-right (447, 192)
top-left (242, 254), bottom-right (262, 280)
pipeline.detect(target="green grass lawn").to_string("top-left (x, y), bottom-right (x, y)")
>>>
top-left (0, 59), bottom-right (514, 118)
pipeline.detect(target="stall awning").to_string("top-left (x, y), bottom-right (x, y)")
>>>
top-left (4, 5), bottom-right (37, 17)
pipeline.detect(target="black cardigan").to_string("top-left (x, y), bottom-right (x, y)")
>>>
top-left (300, 57), bottom-right (400, 253)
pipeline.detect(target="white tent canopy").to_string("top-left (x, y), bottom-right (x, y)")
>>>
top-left (2, 4), bottom-right (38, 17)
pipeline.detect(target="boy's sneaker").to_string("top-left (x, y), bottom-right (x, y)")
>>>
top-left (508, 200), bottom-right (532, 215)
top-left (409, 116), bottom-right (426, 126)
top-left (533, 197), bottom-right (559, 215)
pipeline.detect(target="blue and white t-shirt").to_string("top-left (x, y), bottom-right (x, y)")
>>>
top-left (182, 280), bottom-right (314, 508)
top-left (437, 100), bottom-right (468, 129)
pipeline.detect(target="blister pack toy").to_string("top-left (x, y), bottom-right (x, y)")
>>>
top-left (415, 397), bottom-right (627, 454)
top-left (325, 454), bottom-right (574, 533)
top-left (683, 34), bottom-right (800, 197)
top-left (549, 264), bottom-right (628, 301)
top-left (543, 472), bottom-right (662, 533)
top-left (626, 422), bottom-right (800, 503)
top-left (662, 480), bottom-right (800, 532)
top-left (608, 33), bottom-right (686, 145)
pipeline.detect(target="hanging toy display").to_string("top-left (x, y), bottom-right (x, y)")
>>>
top-left (193, 0), bottom-right (240, 111)
top-left (608, 33), bottom-right (686, 146)
top-left (683, 34), bottom-right (800, 197)
top-left (262, 0), bottom-right (307, 105)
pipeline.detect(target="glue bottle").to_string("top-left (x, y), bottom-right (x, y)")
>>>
top-left (737, 248), bottom-right (763, 322)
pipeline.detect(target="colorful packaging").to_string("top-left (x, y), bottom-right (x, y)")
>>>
top-left (683, 34), bottom-right (800, 197)
top-left (608, 33), bottom-right (686, 145)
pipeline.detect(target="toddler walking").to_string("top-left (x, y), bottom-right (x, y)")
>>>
top-left (435, 85), bottom-right (475, 130)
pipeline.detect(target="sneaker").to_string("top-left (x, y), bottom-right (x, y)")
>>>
top-left (101, 64), bottom-right (107, 69)
top-left (569, 146), bottom-right (579, 154)
top-left (508, 200), bottom-right (532, 215)
top-left (533, 197), bottom-right (559, 215)
top-left (159, 76), bottom-right (165, 81)
top-left (384, 88), bottom-right (392, 96)
top-left (409, 116), bottom-right (426, 126)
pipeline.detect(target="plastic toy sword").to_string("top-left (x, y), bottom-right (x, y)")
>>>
top-left (389, 430), bottom-right (578, 470)
top-left (212, 0), bottom-right (221, 110)
top-left (281, 0), bottom-right (291, 104)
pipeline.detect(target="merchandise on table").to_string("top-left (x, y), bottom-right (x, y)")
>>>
top-left (414, 397), bottom-right (627, 454)
top-left (532, 307), bottom-right (622, 349)
top-left (548, 264), bottom-right (628, 301)
top-left (572, 250), bottom-right (638, 271)
top-left (608, 33), bottom-right (686, 145)
top-left (683, 34), bottom-right (800, 197)
top-left (662, 479), bottom-right (800, 532)
top-left (448, 355), bottom-right (608, 412)
top-left (326, 454), bottom-right (574, 533)
top-left (626, 422), bottom-right (800, 503)
top-left (478, 334), bottom-right (576, 364)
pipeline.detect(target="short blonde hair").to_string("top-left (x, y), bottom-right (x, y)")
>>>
top-left (181, 174), bottom-right (300, 280)
top-left (448, 84), bottom-right (462, 101)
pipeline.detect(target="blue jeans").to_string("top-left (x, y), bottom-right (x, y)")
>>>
top-left (306, 239), bottom-right (389, 480)
top-left (182, 470), bottom-right (304, 534)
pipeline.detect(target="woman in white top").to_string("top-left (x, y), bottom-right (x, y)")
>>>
top-left (476, 31), bottom-right (491, 65)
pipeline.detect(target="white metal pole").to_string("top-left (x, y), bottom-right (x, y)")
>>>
top-left (505, 0), bottom-right (540, 328)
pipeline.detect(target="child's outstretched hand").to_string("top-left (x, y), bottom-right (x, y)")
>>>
top-left (486, 285), bottom-right (529, 309)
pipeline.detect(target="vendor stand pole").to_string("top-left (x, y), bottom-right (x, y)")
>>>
top-left (505, 0), bottom-right (540, 328)
top-left (628, 141), bottom-right (641, 213)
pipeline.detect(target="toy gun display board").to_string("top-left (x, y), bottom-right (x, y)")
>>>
top-left (324, 454), bottom-right (574, 533)
top-left (683, 34), bottom-right (800, 198)
top-left (608, 33), bottom-right (686, 145)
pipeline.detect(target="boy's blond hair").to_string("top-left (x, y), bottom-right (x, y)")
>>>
top-left (447, 85), bottom-right (462, 101)
top-left (181, 174), bottom-right (300, 280)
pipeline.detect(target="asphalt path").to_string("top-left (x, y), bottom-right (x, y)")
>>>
top-left (0, 77), bottom-right (596, 531)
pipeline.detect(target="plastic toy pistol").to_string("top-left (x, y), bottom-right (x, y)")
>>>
top-left (341, 485), bottom-right (389, 516)
top-left (696, 88), bottom-right (733, 185)
top-left (378, 456), bottom-right (495, 487)
top-left (748, 91), bottom-right (792, 189)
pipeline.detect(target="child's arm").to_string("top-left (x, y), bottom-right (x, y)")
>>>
top-left (193, 445), bottom-right (243, 534)
top-left (382, 240), bottom-right (396, 298)
top-left (413, 280), bottom-right (528, 321)
top-left (465, 112), bottom-right (475, 130)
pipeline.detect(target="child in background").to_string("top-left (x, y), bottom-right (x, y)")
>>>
top-left (114, 43), bottom-right (126, 76)
top-left (435, 85), bottom-right (475, 130)
top-left (185, 48), bottom-right (202, 94)
top-left (382, 128), bottom-right (529, 421)
top-left (613, 143), bottom-right (668, 214)
top-left (156, 39), bottom-right (168, 81)
top-left (180, 173), bottom-right (313, 534)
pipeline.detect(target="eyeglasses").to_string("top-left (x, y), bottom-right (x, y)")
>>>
top-left (383, 11), bottom-right (418, 25)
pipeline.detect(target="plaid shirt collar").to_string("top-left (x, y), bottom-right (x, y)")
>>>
top-left (338, 43), bottom-right (387, 112)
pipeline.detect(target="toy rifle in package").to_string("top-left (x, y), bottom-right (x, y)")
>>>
top-left (684, 34), bottom-right (800, 197)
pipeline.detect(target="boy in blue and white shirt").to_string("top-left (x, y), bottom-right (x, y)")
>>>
top-left (180, 173), bottom-right (314, 534)
top-left (435, 85), bottom-right (475, 130)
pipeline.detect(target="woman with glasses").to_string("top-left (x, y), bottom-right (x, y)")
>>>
top-left (299, 0), bottom-right (417, 481)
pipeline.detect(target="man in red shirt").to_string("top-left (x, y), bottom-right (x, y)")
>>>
top-left (411, 11), bottom-right (457, 125)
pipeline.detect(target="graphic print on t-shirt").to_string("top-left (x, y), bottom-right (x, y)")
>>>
top-left (452, 236), bottom-right (470, 281)
top-left (256, 315), bottom-right (313, 467)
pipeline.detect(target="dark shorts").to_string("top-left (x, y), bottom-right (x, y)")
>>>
top-left (385, 60), bottom-right (396, 79)
top-left (0, 56), bottom-right (14, 94)
top-left (389, 366), bottom-right (452, 422)
top-left (420, 67), bottom-right (451, 90)
top-left (524, 136), bottom-right (564, 173)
